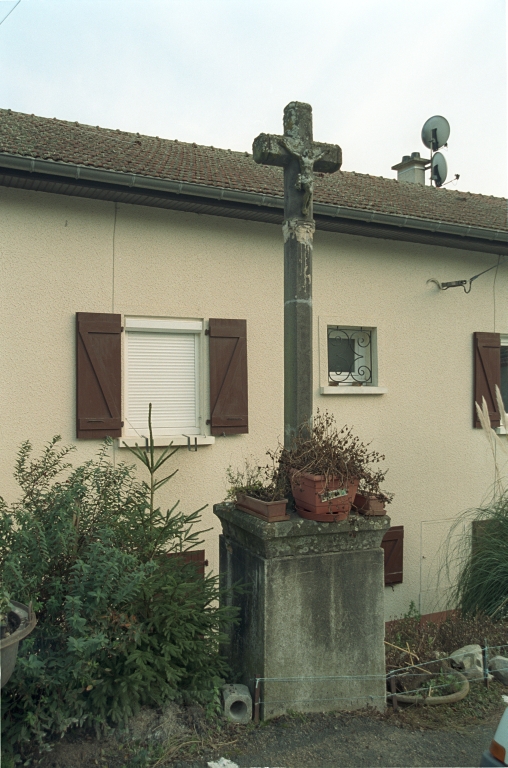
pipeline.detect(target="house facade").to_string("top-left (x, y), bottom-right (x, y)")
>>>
top-left (1, 108), bottom-right (507, 619)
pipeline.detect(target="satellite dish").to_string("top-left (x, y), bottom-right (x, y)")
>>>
top-left (431, 152), bottom-right (448, 187)
top-left (421, 115), bottom-right (450, 151)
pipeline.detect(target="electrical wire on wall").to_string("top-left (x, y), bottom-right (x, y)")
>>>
top-left (112, 202), bottom-right (118, 467)
top-left (491, 254), bottom-right (503, 480)
top-left (112, 201), bottom-right (118, 314)
top-left (493, 253), bottom-right (501, 332)
top-left (0, 0), bottom-right (21, 27)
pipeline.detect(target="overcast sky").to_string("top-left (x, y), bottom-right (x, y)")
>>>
top-left (0, 0), bottom-right (506, 197)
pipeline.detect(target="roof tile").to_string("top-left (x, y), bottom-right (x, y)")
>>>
top-left (0, 108), bottom-right (506, 232)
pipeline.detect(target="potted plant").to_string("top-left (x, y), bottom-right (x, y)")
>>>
top-left (353, 489), bottom-right (392, 516)
top-left (274, 411), bottom-right (392, 523)
top-left (226, 461), bottom-right (290, 522)
top-left (0, 590), bottom-right (37, 689)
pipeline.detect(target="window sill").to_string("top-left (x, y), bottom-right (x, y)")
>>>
top-left (496, 426), bottom-right (508, 435)
top-left (118, 435), bottom-right (215, 448)
top-left (320, 386), bottom-right (387, 395)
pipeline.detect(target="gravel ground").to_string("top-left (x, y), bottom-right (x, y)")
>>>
top-left (207, 709), bottom-right (497, 768)
top-left (36, 701), bottom-right (505, 768)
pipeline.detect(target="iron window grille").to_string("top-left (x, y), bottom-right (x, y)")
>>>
top-left (327, 327), bottom-right (373, 385)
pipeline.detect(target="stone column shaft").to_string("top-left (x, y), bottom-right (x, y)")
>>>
top-left (283, 217), bottom-right (314, 447)
top-left (253, 102), bottom-right (341, 447)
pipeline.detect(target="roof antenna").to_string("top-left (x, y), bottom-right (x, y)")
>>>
top-left (421, 115), bottom-right (457, 187)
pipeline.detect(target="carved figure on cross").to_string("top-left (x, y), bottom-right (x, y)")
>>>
top-left (279, 138), bottom-right (325, 215)
top-left (253, 101), bottom-right (341, 221)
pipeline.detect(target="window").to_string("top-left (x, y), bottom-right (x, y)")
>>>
top-left (75, 313), bottom-right (248, 443)
top-left (328, 326), bottom-right (373, 385)
top-left (124, 317), bottom-right (202, 437)
top-left (473, 332), bottom-right (508, 429)
top-left (319, 319), bottom-right (386, 395)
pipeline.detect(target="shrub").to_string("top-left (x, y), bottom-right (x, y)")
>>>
top-left (0, 414), bottom-right (237, 762)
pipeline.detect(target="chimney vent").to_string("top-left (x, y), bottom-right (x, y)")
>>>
top-left (392, 152), bottom-right (429, 185)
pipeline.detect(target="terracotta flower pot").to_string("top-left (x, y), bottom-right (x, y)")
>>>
top-left (290, 471), bottom-right (359, 522)
top-left (235, 493), bottom-right (290, 522)
top-left (353, 493), bottom-right (387, 515)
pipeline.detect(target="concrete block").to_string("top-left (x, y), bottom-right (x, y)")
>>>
top-left (489, 656), bottom-right (508, 685)
top-left (222, 683), bottom-right (252, 724)
top-left (450, 644), bottom-right (483, 678)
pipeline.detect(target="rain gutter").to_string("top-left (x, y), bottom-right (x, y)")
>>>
top-left (1, 152), bottom-right (506, 246)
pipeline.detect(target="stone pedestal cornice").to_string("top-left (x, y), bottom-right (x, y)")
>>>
top-left (214, 503), bottom-right (390, 559)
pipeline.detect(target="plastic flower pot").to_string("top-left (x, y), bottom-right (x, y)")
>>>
top-left (290, 472), bottom-right (359, 522)
top-left (353, 493), bottom-right (387, 515)
top-left (1, 601), bottom-right (37, 688)
top-left (236, 493), bottom-right (290, 522)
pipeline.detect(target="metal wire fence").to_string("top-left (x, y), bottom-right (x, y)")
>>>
top-left (251, 640), bottom-right (508, 720)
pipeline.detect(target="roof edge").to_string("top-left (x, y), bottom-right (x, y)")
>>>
top-left (0, 152), bottom-right (506, 244)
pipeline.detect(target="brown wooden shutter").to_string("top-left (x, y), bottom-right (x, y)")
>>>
top-left (473, 332), bottom-right (501, 428)
top-left (208, 318), bottom-right (248, 435)
top-left (167, 550), bottom-right (207, 577)
top-left (76, 312), bottom-right (122, 439)
top-left (381, 526), bottom-right (403, 585)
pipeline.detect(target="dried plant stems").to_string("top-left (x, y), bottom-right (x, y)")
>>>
top-left (272, 410), bottom-right (392, 500)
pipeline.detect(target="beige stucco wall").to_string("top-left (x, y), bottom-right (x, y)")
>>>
top-left (2, 185), bottom-right (506, 619)
top-left (313, 231), bottom-right (508, 617)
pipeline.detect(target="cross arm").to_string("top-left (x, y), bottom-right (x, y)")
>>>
top-left (253, 133), bottom-right (342, 174)
top-left (312, 142), bottom-right (342, 174)
top-left (252, 133), bottom-right (288, 168)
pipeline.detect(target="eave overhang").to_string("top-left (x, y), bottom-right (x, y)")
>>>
top-left (1, 152), bottom-right (506, 256)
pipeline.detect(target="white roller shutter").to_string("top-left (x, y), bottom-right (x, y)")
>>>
top-left (126, 329), bottom-right (200, 436)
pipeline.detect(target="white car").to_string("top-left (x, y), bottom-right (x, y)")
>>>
top-left (481, 705), bottom-right (508, 766)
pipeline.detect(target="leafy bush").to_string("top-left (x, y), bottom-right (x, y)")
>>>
top-left (0, 415), bottom-right (237, 762)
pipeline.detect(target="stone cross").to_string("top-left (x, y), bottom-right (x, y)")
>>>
top-left (253, 102), bottom-right (342, 446)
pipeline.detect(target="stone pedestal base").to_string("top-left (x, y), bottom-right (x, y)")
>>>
top-left (214, 504), bottom-right (390, 719)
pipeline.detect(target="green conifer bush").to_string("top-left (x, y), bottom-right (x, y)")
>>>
top-left (0, 410), bottom-right (236, 761)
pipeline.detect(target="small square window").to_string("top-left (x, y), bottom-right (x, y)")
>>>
top-left (328, 327), bottom-right (374, 385)
top-left (124, 317), bottom-right (202, 437)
